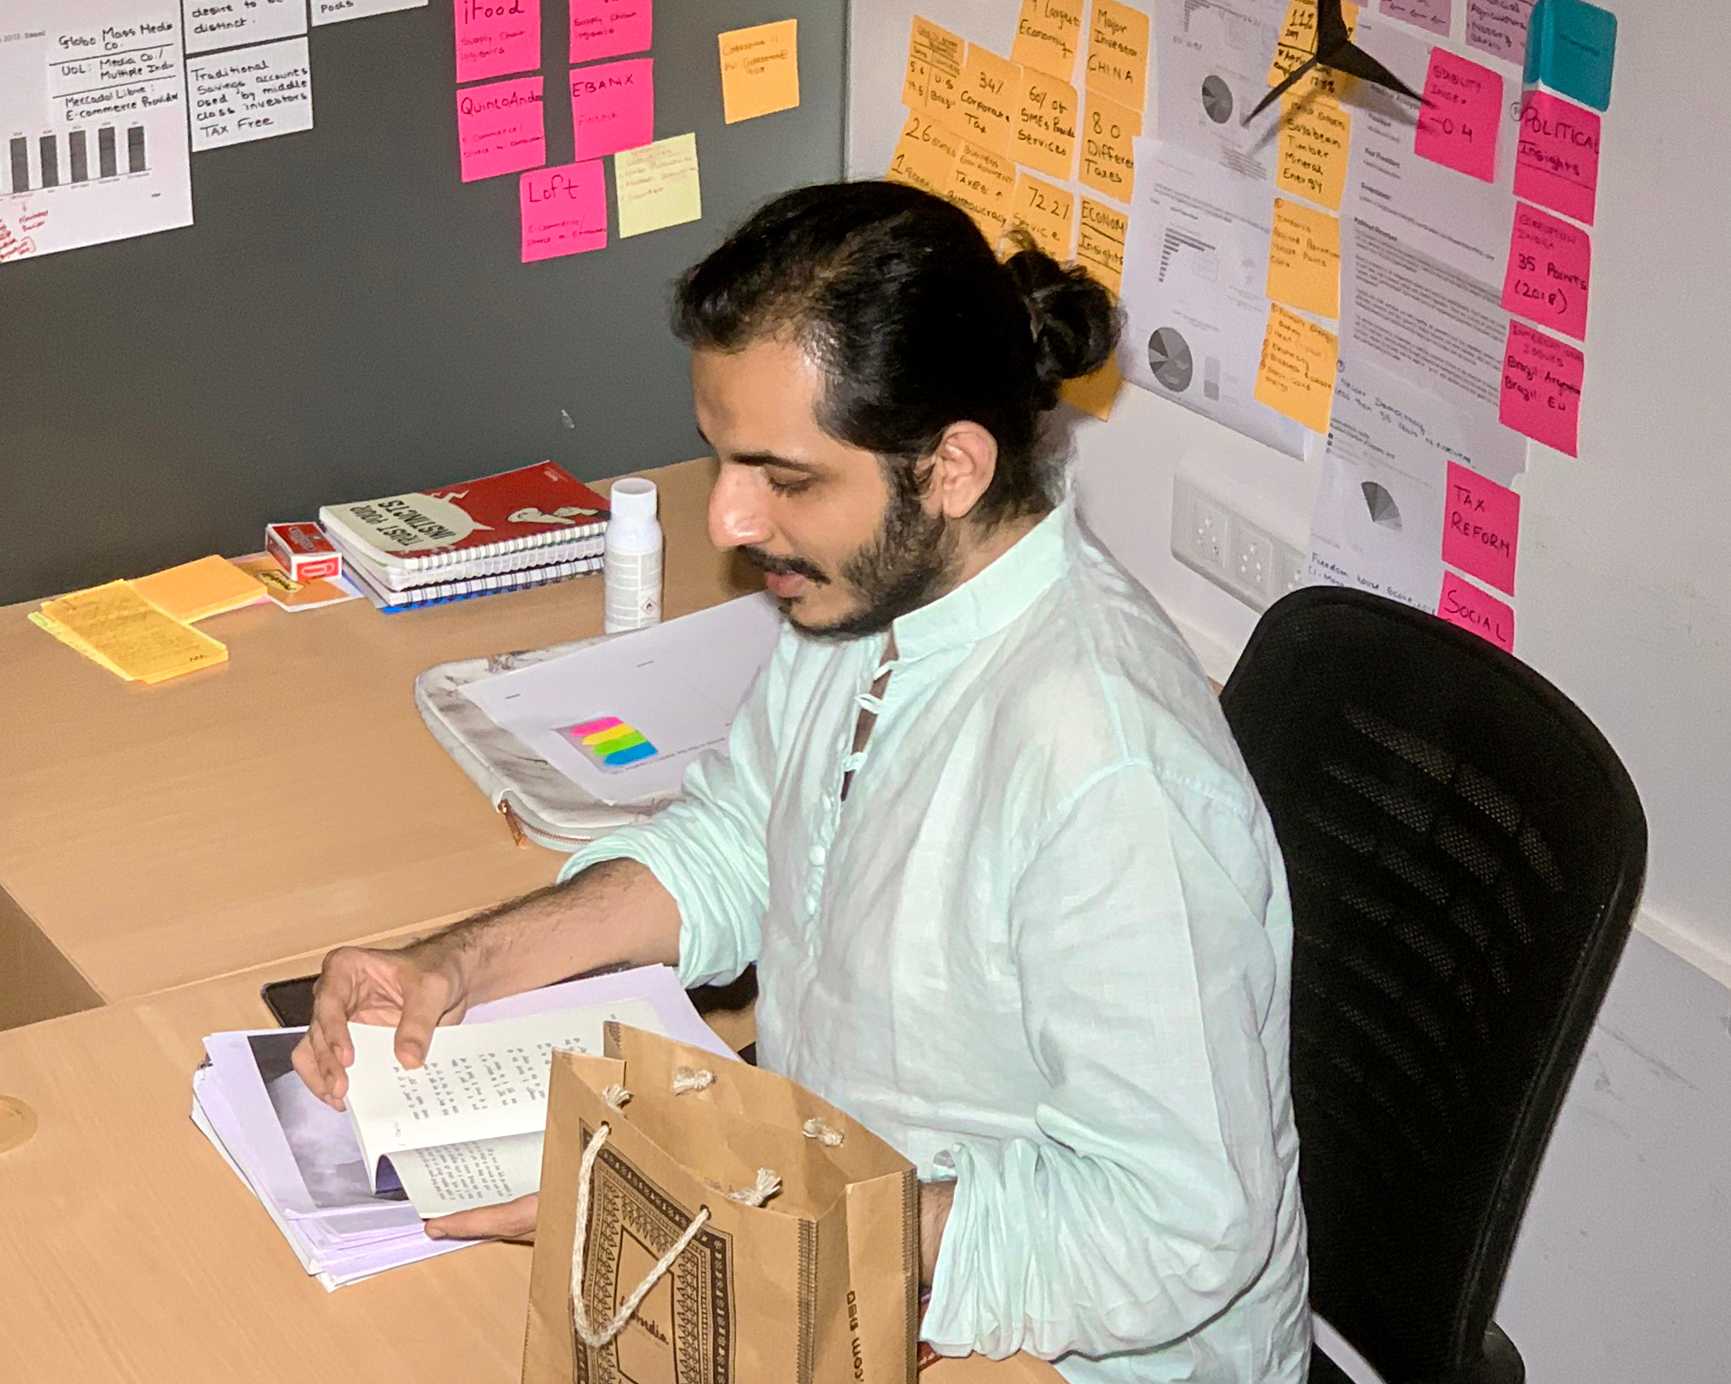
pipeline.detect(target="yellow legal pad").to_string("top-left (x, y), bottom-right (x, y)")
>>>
top-left (37, 581), bottom-right (228, 684)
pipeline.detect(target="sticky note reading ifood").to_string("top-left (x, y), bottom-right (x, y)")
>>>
top-left (1005, 171), bottom-right (1075, 259)
top-left (615, 132), bottom-right (701, 239)
top-left (1078, 91), bottom-right (1138, 202)
top-left (456, 0), bottom-right (540, 83)
top-left (1276, 91), bottom-right (1350, 210)
top-left (1501, 202), bottom-right (1590, 338)
top-left (1085, 0), bottom-right (1149, 111)
top-left (904, 15), bottom-right (965, 126)
top-left (1011, 0), bottom-right (1083, 82)
top-left (1012, 67), bottom-right (1077, 181)
top-left (945, 142), bottom-right (1015, 239)
top-left (1414, 47), bottom-right (1502, 182)
top-left (456, 76), bottom-right (545, 182)
top-left (1254, 303), bottom-right (1338, 433)
top-left (570, 57), bottom-right (653, 161)
top-left (1499, 319), bottom-right (1583, 456)
top-left (719, 19), bottom-right (800, 124)
top-left (520, 160), bottom-right (607, 262)
top-left (887, 109), bottom-right (960, 195)
top-left (956, 45), bottom-right (1019, 154)
top-left (1437, 571), bottom-right (1515, 652)
top-left (1443, 460), bottom-right (1521, 595)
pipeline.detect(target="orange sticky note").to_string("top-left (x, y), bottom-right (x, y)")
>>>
top-left (718, 18), bottom-right (799, 125)
top-left (1437, 571), bottom-right (1515, 653)
top-left (1086, 0), bottom-right (1150, 112)
top-left (1254, 303), bottom-right (1338, 432)
top-left (1267, 198), bottom-right (1341, 318)
top-left (956, 45), bottom-right (1020, 154)
top-left (1061, 198), bottom-right (1129, 419)
top-left (1011, 0), bottom-right (1083, 82)
top-left (1012, 66), bottom-right (1078, 181)
top-left (1005, 171), bottom-right (1075, 259)
top-left (904, 15), bottom-right (965, 123)
top-left (1276, 90), bottom-right (1351, 211)
top-left (945, 141), bottom-right (1015, 239)
top-left (1078, 90), bottom-right (1139, 202)
top-left (887, 108), bottom-right (960, 194)
top-left (131, 555), bottom-right (267, 623)
top-left (1269, 0), bottom-right (1359, 100)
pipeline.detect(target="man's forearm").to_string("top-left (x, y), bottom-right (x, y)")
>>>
top-left (411, 858), bottom-right (682, 1003)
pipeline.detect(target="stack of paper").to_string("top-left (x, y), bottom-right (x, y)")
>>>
top-left (190, 965), bottom-right (733, 1289)
top-left (31, 580), bottom-right (230, 683)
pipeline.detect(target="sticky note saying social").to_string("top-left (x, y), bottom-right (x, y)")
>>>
top-left (456, 0), bottom-right (541, 84)
top-left (1514, 90), bottom-right (1599, 225)
top-left (1443, 461), bottom-right (1520, 595)
top-left (719, 19), bottom-right (800, 124)
top-left (457, 76), bottom-right (545, 182)
top-left (1005, 171), bottom-right (1075, 259)
top-left (1012, 0), bottom-right (1083, 82)
top-left (570, 57), bottom-right (653, 160)
top-left (1013, 66), bottom-right (1078, 181)
top-left (520, 161), bottom-right (607, 262)
top-left (1267, 198), bottom-right (1340, 319)
top-left (570, 0), bottom-right (650, 65)
top-left (615, 132), bottom-right (701, 239)
top-left (1086, 0), bottom-right (1150, 111)
top-left (1501, 203), bottom-right (1590, 339)
top-left (1437, 572), bottom-right (1515, 653)
top-left (1078, 91), bottom-right (1138, 202)
top-left (1276, 91), bottom-right (1350, 211)
top-left (1255, 303), bottom-right (1338, 433)
top-left (1499, 319), bottom-right (1583, 456)
top-left (1414, 47), bottom-right (1501, 182)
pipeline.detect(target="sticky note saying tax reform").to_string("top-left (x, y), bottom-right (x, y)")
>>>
top-left (130, 555), bottom-right (268, 623)
top-left (1011, 0), bottom-right (1083, 83)
top-left (1514, 90), bottom-right (1599, 225)
top-left (719, 19), bottom-right (799, 124)
top-left (570, 57), bottom-right (653, 160)
top-left (886, 110), bottom-right (960, 196)
top-left (40, 582), bottom-right (228, 683)
top-left (1437, 571), bottom-right (1514, 653)
top-left (1414, 47), bottom-right (1502, 183)
top-left (1254, 303), bottom-right (1338, 434)
top-left (1078, 91), bottom-right (1138, 203)
top-left (1266, 198), bottom-right (1341, 319)
top-left (1005, 171), bottom-right (1075, 259)
top-left (569, 0), bottom-right (650, 66)
top-left (1443, 461), bottom-right (1520, 596)
top-left (455, 0), bottom-right (541, 84)
top-left (1501, 203), bottom-right (1590, 339)
top-left (615, 133), bottom-right (702, 239)
top-left (1499, 319), bottom-right (1583, 457)
top-left (456, 76), bottom-right (545, 183)
top-left (1012, 66), bottom-right (1078, 182)
top-left (1085, 0), bottom-right (1149, 112)
top-left (1276, 91), bottom-right (1350, 212)
top-left (903, 15), bottom-right (965, 126)
top-left (520, 161), bottom-right (607, 262)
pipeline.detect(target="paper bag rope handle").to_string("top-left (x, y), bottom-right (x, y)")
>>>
top-left (569, 1070), bottom-right (847, 1351)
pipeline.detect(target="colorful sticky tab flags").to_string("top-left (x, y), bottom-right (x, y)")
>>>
top-left (1499, 319), bottom-right (1583, 456)
top-left (569, 0), bottom-right (650, 65)
top-left (455, 0), bottom-right (541, 84)
top-left (1437, 571), bottom-right (1515, 652)
top-left (1414, 47), bottom-right (1502, 182)
top-left (520, 160), bottom-right (607, 262)
top-left (1501, 202), bottom-right (1590, 338)
top-left (1276, 91), bottom-right (1351, 211)
top-left (719, 18), bottom-right (800, 124)
top-left (1078, 91), bottom-right (1138, 202)
top-left (1255, 303), bottom-right (1339, 433)
top-left (615, 132), bottom-right (701, 239)
top-left (456, 76), bottom-right (545, 182)
top-left (1085, 0), bottom-right (1150, 111)
top-left (570, 57), bottom-right (653, 160)
top-left (1011, 0), bottom-right (1083, 82)
top-left (1267, 198), bottom-right (1341, 319)
top-left (562, 715), bottom-right (661, 767)
top-left (1514, 89), bottom-right (1600, 225)
top-left (1525, 0), bottom-right (1616, 111)
top-left (1443, 461), bottom-right (1521, 595)
top-left (1013, 66), bottom-right (1078, 181)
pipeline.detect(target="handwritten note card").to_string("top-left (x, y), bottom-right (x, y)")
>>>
top-left (1006, 171), bottom-right (1075, 259)
top-left (313, 0), bottom-right (427, 26)
top-left (1514, 90), bottom-right (1600, 225)
top-left (186, 0), bottom-right (308, 55)
top-left (1012, 0), bottom-right (1083, 82)
top-left (1276, 92), bottom-right (1350, 211)
top-left (520, 160), bottom-right (606, 262)
top-left (40, 582), bottom-right (229, 683)
top-left (904, 15), bottom-right (964, 126)
top-left (887, 110), bottom-right (960, 195)
top-left (1379, 0), bottom-right (1450, 36)
top-left (946, 142), bottom-right (1015, 238)
top-left (1013, 67), bottom-right (1078, 181)
top-left (569, 0), bottom-right (649, 65)
top-left (1267, 198), bottom-right (1341, 318)
top-left (615, 132), bottom-right (700, 239)
top-left (1443, 461), bottom-right (1521, 595)
top-left (186, 37), bottom-right (313, 153)
top-left (957, 45), bottom-right (1020, 155)
top-left (1078, 91), bottom-right (1138, 202)
top-left (1255, 303), bottom-right (1338, 434)
top-left (1270, 0), bottom-right (1358, 101)
top-left (457, 76), bottom-right (545, 182)
top-left (1415, 48), bottom-right (1501, 182)
top-left (455, 0), bottom-right (540, 84)
top-left (1085, 0), bottom-right (1149, 112)
top-left (1499, 319), bottom-right (1583, 456)
top-left (719, 19), bottom-right (799, 124)
top-left (570, 57), bottom-right (652, 159)
top-left (1465, 0), bottom-right (1535, 63)
top-left (1437, 571), bottom-right (1515, 652)
top-left (1501, 203), bottom-right (1590, 338)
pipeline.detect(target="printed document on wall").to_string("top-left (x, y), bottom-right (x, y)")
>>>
top-left (1120, 138), bottom-right (1307, 457)
top-left (0, 1), bottom-right (193, 263)
top-left (1152, 0), bottom-right (1284, 182)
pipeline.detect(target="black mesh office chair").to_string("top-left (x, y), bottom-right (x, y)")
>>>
top-left (1219, 587), bottom-right (1647, 1384)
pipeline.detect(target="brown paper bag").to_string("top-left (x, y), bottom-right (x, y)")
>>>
top-left (524, 1025), bottom-right (920, 1384)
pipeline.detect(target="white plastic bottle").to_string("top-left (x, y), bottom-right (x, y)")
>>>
top-left (603, 476), bottom-right (664, 632)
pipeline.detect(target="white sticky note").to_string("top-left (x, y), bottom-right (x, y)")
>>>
top-left (186, 38), bottom-right (314, 152)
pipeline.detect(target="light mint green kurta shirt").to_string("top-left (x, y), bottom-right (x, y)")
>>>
top-left (559, 498), bottom-right (1309, 1382)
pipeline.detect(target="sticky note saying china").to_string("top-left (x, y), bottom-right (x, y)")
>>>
top-left (719, 19), bottom-right (799, 124)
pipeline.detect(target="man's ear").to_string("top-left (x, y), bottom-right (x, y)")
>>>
top-left (923, 421), bottom-right (999, 521)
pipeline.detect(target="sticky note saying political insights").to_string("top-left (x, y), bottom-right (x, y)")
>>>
top-left (719, 19), bottom-right (800, 124)
top-left (570, 57), bottom-right (653, 160)
top-left (615, 132), bottom-right (701, 239)
top-left (457, 76), bottom-right (545, 182)
top-left (520, 161), bottom-right (607, 262)
top-left (1499, 319), bottom-right (1583, 456)
top-left (1414, 47), bottom-right (1501, 182)
top-left (1443, 461), bottom-right (1520, 595)
top-left (1514, 90), bottom-right (1600, 225)
top-left (1501, 203), bottom-right (1590, 339)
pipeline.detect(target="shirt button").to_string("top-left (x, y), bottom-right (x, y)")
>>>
top-left (808, 844), bottom-right (826, 866)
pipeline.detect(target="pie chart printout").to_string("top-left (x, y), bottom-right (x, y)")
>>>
top-left (1201, 74), bottom-right (1234, 125)
top-left (1147, 326), bottom-right (1195, 392)
top-left (1361, 481), bottom-right (1403, 531)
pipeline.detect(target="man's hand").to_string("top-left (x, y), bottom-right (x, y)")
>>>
top-left (289, 943), bottom-right (469, 1110)
top-left (919, 1179), bottom-right (956, 1288)
top-left (425, 1193), bottom-right (539, 1243)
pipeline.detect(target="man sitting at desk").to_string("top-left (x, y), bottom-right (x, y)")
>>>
top-left (294, 182), bottom-right (1308, 1382)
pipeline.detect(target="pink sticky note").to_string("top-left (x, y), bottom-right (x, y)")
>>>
top-left (1499, 320), bottom-right (1584, 457)
top-left (1381, 0), bottom-right (1452, 39)
top-left (456, 76), bottom-right (545, 182)
top-left (1501, 203), bottom-right (1590, 339)
top-left (1414, 48), bottom-right (1502, 182)
top-left (1437, 572), bottom-right (1515, 653)
top-left (1443, 461), bottom-right (1521, 596)
top-left (1466, 0), bottom-right (1535, 62)
top-left (570, 0), bottom-right (651, 65)
top-left (1514, 90), bottom-right (1600, 225)
top-left (570, 57), bottom-right (654, 159)
top-left (454, 0), bottom-right (542, 84)
top-left (520, 161), bottom-right (608, 262)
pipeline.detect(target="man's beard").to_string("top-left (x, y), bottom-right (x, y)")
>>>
top-left (744, 466), bottom-right (958, 640)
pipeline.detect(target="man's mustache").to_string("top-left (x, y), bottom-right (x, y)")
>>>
top-left (740, 547), bottom-right (829, 585)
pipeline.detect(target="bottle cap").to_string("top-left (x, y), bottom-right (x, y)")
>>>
top-left (609, 477), bottom-right (659, 523)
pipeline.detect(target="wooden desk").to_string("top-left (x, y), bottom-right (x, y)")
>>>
top-left (0, 458), bottom-right (752, 1026)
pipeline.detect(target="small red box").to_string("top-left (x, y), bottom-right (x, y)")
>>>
top-left (265, 522), bottom-right (343, 583)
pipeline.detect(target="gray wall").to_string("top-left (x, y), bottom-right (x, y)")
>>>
top-left (0, 1), bottom-right (846, 604)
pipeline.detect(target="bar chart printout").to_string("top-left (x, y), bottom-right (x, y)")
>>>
top-left (0, 0), bottom-right (193, 263)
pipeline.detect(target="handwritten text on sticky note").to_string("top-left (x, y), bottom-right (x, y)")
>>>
top-left (1380, 0), bottom-right (1450, 36)
top-left (1012, 0), bottom-right (1083, 82)
top-left (1437, 572), bottom-right (1515, 652)
top-left (957, 44), bottom-right (1020, 154)
top-left (1499, 319), bottom-right (1583, 456)
top-left (1514, 90), bottom-right (1599, 225)
top-left (1078, 91), bottom-right (1138, 202)
top-left (455, 0), bottom-right (541, 84)
top-left (1267, 198), bottom-right (1341, 318)
top-left (1414, 47), bottom-right (1501, 182)
top-left (1276, 91), bottom-right (1350, 211)
top-left (1255, 303), bottom-right (1338, 434)
top-left (457, 76), bottom-right (545, 182)
top-left (520, 160), bottom-right (607, 262)
top-left (1501, 203), bottom-right (1590, 339)
top-left (887, 110), bottom-right (960, 195)
top-left (1013, 66), bottom-right (1078, 181)
top-left (1006, 170), bottom-right (1075, 259)
top-left (719, 19), bottom-right (800, 124)
top-left (946, 142), bottom-right (1015, 238)
top-left (1443, 461), bottom-right (1520, 595)
top-left (904, 15), bottom-right (964, 124)
top-left (1466, 0), bottom-right (1535, 62)
top-left (1086, 0), bottom-right (1149, 111)
top-left (569, 0), bottom-right (649, 65)
top-left (616, 131), bottom-right (701, 239)
top-left (570, 57), bottom-right (653, 159)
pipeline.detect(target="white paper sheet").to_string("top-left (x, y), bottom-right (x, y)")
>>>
top-left (0, 1), bottom-right (193, 263)
top-left (1120, 138), bottom-right (1309, 457)
top-left (1152, 0), bottom-right (1284, 183)
top-left (186, 36), bottom-right (312, 151)
top-left (182, 0), bottom-right (308, 55)
top-left (311, 0), bottom-right (427, 27)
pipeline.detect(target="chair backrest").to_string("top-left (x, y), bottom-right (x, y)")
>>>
top-left (1220, 587), bottom-right (1647, 1381)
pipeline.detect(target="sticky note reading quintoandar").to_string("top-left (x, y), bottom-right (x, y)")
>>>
top-left (520, 161), bottom-right (607, 262)
top-left (1255, 303), bottom-right (1338, 433)
top-left (1013, 66), bottom-right (1078, 181)
top-left (1276, 91), bottom-right (1350, 211)
top-left (615, 132), bottom-right (701, 239)
top-left (1499, 319), bottom-right (1583, 456)
top-left (1267, 198), bottom-right (1341, 319)
top-left (1005, 171), bottom-right (1075, 259)
top-left (1502, 202), bottom-right (1590, 339)
top-left (1444, 460), bottom-right (1520, 596)
top-left (569, 0), bottom-right (650, 65)
top-left (456, 0), bottom-right (541, 84)
top-left (719, 19), bottom-right (800, 125)
top-left (1086, 0), bottom-right (1149, 112)
top-left (570, 57), bottom-right (653, 160)
top-left (1514, 89), bottom-right (1599, 225)
top-left (1078, 91), bottom-right (1138, 202)
top-left (1414, 47), bottom-right (1501, 182)
top-left (1012, 0), bottom-right (1083, 82)
top-left (1437, 571), bottom-right (1515, 653)
top-left (457, 76), bottom-right (545, 182)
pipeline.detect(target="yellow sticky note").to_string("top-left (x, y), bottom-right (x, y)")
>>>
top-left (887, 109), bottom-right (961, 194)
top-left (1267, 197), bottom-right (1341, 318)
top-left (41, 581), bottom-right (228, 684)
top-left (1267, 0), bottom-right (1358, 100)
top-left (1061, 358), bottom-right (1123, 419)
top-left (1276, 90), bottom-right (1351, 211)
top-left (904, 15), bottom-right (966, 124)
top-left (1254, 303), bottom-right (1339, 433)
top-left (1013, 67), bottom-right (1078, 181)
top-left (129, 554), bottom-right (264, 624)
top-left (1078, 90), bottom-right (1139, 203)
top-left (29, 610), bottom-right (130, 678)
top-left (719, 19), bottom-right (799, 124)
top-left (954, 45), bottom-right (1020, 155)
top-left (616, 132), bottom-right (703, 238)
top-left (1085, 0), bottom-right (1150, 112)
top-left (1076, 197), bottom-right (1127, 293)
top-left (1011, 0), bottom-right (1083, 82)
top-left (945, 141), bottom-right (1015, 239)
top-left (1005, 171), bottom-right (1075, 259)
